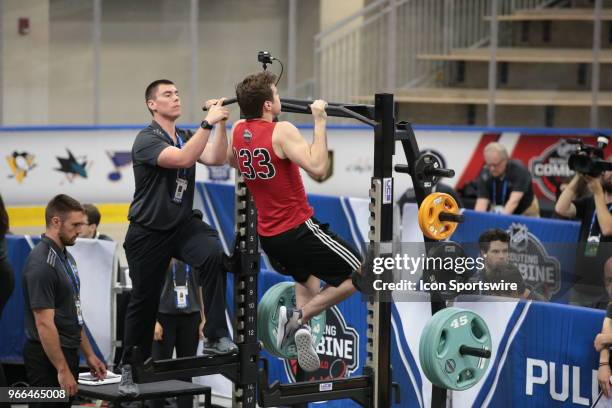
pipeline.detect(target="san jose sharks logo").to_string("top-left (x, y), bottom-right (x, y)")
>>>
top-left (6, 151), bottom-right (37, 183)
top-left (55, 149), bottom-right (91, 183)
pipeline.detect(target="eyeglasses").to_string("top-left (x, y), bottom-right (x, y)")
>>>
top-left (486, 159), bottom-right (506, 169)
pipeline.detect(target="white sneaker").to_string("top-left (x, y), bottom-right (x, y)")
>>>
top-left (295, 325), bottom-right (320, 372)
top-left (276, 306), bottom-right (302, 349)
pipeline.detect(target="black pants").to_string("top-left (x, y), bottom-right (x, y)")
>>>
top-left (0, 239), bottom-right (14, 408)
top-left (0, 241), bottom-right (14, 315)
top-left (122, 215), bottom-right (229, 364)
top-left (23, 341), bottom-right (79, 408)
top-left (151, 312), bottom-right (200, 408)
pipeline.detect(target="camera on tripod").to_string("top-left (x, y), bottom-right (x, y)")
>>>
top-left (567, 134), bottom-right (612, 177)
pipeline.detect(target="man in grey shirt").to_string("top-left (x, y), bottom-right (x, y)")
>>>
top-left (22, 194), bottom-right (106, 406)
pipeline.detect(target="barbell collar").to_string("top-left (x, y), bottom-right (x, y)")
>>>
top-left (459, 345), bottom-right (491, 359)
top-left (425, 168), bottom-right (455, 178)
top-left (438, 212), bottom-right (464, 223)
top-left (394, 164), bottom-right (411, 174)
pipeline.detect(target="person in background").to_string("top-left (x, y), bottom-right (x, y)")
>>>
top-left (151, 259), bottom-right (204, 408)
top-left (0, 194), bottom-right (14, 408)
top-left (22, 194), bottom-right (106, 406)
top-left (81, 204), bottom-right (113, 241)
top-left (484, 262), bottom-right (524, 298)
top-left (594, 257), bottom-right (612, 310)
top-left (474, 142), bottom-right (539, 217)
top-left (555, 168), bottom-right (612, 306)
top-left (469, 229), bottom-right (545, 300)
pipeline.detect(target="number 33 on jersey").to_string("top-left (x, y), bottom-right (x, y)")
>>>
top-left (234, 147), bottom-right (276, 180)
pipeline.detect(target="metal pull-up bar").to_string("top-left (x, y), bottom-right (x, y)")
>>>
top-left (203, 97), bottom-right (378, 127)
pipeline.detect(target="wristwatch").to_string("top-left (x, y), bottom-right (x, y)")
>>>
top-left (200, 120), bottom-right (214, 130)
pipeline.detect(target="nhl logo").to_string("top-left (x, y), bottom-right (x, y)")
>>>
top-left (508, 223), bottom-right (529, 252)
top-left (243, 129), bottom-right (252, 143)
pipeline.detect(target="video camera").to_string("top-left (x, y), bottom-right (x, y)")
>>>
top-left (567, 134), bottom-right (612, 176)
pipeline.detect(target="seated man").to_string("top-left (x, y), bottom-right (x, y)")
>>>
top-left (469, 229), bottom-right (535, 299)
top-left (484, 262), bottom-right (525, 299)
top-left (229, 72), bottom-right (361, 371)
top-left (474, 142), bottom-right (539, 217)
top-left (81, 203), bottom-right (113, 241)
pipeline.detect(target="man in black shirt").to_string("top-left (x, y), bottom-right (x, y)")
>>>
top-left (119, 79), bottom-right (234, 394)
top-left (474, 142), bottom-right (539, 217)
top-left (22, 194), bottom-right (106, 406)
top-left (151, 259), bottom-right (203, 408)
top-left (556, 169), bottom-right (612, 301)
top-left (81, 204), bottom-right (113, 241)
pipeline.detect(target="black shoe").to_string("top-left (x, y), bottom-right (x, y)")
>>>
top-left (202, 337), bottom-right (239, 356)
top-left (117, 364), bottom-right (140, 397)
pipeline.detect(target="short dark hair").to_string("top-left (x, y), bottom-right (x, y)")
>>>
top-left (478, 228), bottom-right (510, 252)
top-left (235, 71), bottom-right (277, 119)
top-left (145, 79), bottom-right (174, 115)
top-left (0, 194), bottom-right (8, 237)
top-left (83, 203), bottom-right (101, 226)
top-left (45, 194), bottom-right (84, 227)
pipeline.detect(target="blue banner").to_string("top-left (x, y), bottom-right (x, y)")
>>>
top-left (453, 210), bottom-right (581, 302)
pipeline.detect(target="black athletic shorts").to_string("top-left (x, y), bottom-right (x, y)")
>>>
top-left (259, 217), bottom-right (362, 287)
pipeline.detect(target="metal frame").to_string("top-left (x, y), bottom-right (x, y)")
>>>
top-left (130, 92), bottom-right (456, 408)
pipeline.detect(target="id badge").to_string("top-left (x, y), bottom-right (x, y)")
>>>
top-left (492, 205), bottom-right (504, 214)
top-left (584, 235), bottom-right (601, 257)
top-left (75, 299), bottom-right (84, 326)
top-left (175, 286), bottom-right (189, 309)
top-left (173, 178), bottom-right (188, 204)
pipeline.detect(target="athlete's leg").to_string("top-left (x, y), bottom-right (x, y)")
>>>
top-left (294, 275), bottom-right (321, 309)
top-left (300, 275), bottom-right (357, 322)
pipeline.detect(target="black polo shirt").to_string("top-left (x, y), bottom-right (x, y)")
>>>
top-left (574, 196), bottom-right (612, 285)
top-left (477, 159), bottom-right (535, 214)
top-left (574, 196), bottom-right (612, 243)
top-left (23, 235), bottom-right (81, 349)
top-left (128, 121), bottom-right (196, 230)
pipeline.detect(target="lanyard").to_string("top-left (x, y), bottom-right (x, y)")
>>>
top-left (492, 179), bottom-right (508, 205)
top-left (158, 126), bottom-right (188, 178)
top-left (588, 203), bottom-right (612, 237)
top-left (50, 248), bottom-right (80, 296)
top-left (172, 263), bottom-right (191, 288)
top-left (175, 133), bottom-right (189, 179)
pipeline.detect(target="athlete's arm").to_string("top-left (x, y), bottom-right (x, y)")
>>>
top-left (226, 120), bottom-right (244, 169)
top-left (199, 120), bottom-right (228, 166)
top-left (158, 99), bottom-right (228, 169)
top-left (275, 100), bottom-right (329, 178)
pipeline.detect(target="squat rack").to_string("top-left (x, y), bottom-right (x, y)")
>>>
top-left (131, 93), bottom-right (453, 408)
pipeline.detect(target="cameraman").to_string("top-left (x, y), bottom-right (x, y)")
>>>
top-left (555, 165), bottom-right (612, 304)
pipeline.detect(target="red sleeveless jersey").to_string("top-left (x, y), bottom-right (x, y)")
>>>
top-left (232, 119), bottom-right (313, 236)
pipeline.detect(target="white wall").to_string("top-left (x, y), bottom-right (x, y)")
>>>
top-left (1, 126), bottom-right (482, 206)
